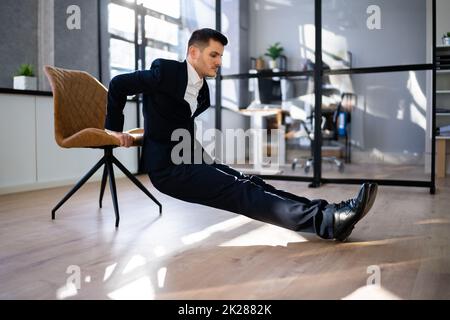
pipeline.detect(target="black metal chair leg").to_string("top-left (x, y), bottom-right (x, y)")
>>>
top-left (112, 156), bottom-right (163, 215)
top-left (106, 158), bottom-right (120, 228)
top-left (52, 156), bottom-right (106, 219)
top-left (99, 164), bottom-right (108, 208)
top-left (52, 147), bottom-right (162, 227)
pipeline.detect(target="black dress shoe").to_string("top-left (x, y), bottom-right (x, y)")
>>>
top-left (333, 183), bottom-right (370, 242)
top-left (362, 183), bottom-right (378, 219)
top-left (335, 183), bottom-right (377, 241)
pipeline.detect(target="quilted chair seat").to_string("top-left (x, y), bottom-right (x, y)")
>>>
top-left (59, 127), bottom-right (144, 149)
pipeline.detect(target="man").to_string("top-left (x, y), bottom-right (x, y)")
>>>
top-left (105, 28), bottom-right (377, 241)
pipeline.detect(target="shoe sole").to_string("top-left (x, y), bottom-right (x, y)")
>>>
top-left (336, 226), bottom-right (354, 242)
top-left (335, 183), bottom-right (372, 242)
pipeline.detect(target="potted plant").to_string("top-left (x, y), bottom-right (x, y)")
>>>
top-left (265, 42), bottom-right (284, 69)
top-left (442, 32), bottom-right (450, 46)
top-left (14, 63), bottom-right (37, 90)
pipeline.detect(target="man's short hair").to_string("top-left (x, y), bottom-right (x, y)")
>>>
top-left (188, 28), bottom-right (228, 50)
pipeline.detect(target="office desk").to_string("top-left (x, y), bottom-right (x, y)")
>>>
top-left (239, 108), bottom-right (286, 175)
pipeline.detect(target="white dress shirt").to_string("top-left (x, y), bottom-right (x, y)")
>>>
top-left (184, 60), bottom-right (204, 116)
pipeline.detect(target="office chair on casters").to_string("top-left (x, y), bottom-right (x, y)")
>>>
top-left (291, 92), bottom-right (354, 174)
top-left (43, 65), bottom-right (162, 228)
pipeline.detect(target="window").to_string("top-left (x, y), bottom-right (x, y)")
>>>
top-left (108, 0), bottom-right (185, 78)
top-left (144, 15), bottom-right (179, 46)
top-left (145, 47), bottom-right (179, 69)
top-left (108, 0), bottom-right (216, 78)
top-left (108, 3), bottom-right (135, 42)
top-left (108, 2), bottom-right (136, 78)
top-left (139, 0), bottom-right (181, 19)
top-left (109, 38), bottom-right (135, 79)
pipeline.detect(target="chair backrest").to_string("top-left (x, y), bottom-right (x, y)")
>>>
top-left (43, 65), bottom-right (107, 146)
top-left (328, 92), bottom-right (356, 140)
top-left (259, 77), bottom-right (282, 104)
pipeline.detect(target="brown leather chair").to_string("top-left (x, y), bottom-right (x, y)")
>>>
top-left (43, 65), bottom-right (161, 227)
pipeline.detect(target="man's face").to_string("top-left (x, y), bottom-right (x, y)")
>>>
top-left (189, 39), bottom-right (224, 78)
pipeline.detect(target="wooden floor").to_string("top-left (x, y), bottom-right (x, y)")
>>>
top-left (1, 174), bottom-right (449, 300)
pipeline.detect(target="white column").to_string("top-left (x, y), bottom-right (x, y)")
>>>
top-left (38, 0), bottom-right (54, 92)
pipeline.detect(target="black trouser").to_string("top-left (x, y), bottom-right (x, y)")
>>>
top-left (149, 162), bottom-right (335, 239)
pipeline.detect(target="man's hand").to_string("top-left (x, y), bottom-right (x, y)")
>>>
top-left (105, 130), bottom-right (134, 148)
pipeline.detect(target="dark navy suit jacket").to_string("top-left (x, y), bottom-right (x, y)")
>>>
top-left (105, 59), bottom-right (211, 172)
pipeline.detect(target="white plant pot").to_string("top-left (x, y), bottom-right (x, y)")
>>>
top-left (14, 76), bottom-right (37, 90)
top-left (268, 59), bottom-right (277, 69)
top-left (443, 37), bottom-right (450, 46)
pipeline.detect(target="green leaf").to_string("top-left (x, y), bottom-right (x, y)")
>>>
top-left (16, 64), bottom-right (35, 77)
top-left (265, 42), bottom-right (284, 60)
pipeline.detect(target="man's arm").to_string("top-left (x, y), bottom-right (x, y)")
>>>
top-left (105, 60), bottom-right (162, 147)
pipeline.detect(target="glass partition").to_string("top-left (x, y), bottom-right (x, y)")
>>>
top-left (320, 70), bottom-right (430, 181)
top-left (219, 76), bottom-right (313, 179)
top-left (219, 0), bottom-right (433, 188)
top-left (246, 0), bottom-right (316, 73)
top-left (219, 0), bottom-right (316, 179)
top-left (322, 0), bottom-right (432, 69)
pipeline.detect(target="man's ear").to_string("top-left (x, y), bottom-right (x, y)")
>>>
top-left (188, 45), bottom-right (199, 59)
